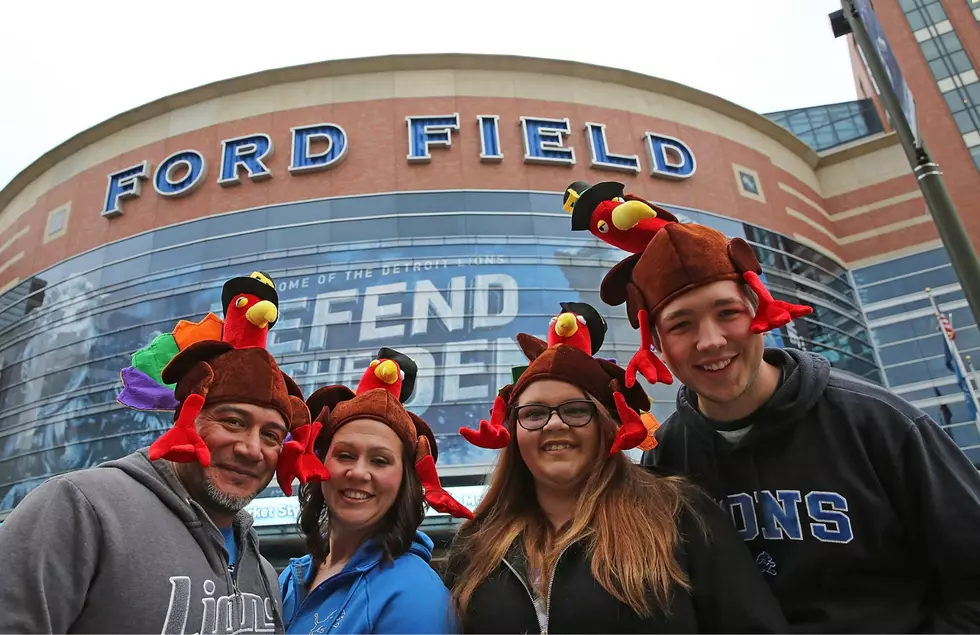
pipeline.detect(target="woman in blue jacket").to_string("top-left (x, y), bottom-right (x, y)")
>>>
top-left (279, 348), bottom-right (472, 634)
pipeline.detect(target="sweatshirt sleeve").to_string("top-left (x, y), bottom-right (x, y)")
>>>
top-left (373, 565), bottom-right (458, 634)
top-left (0, 477), bottom-right (102, 633)
top-left (895, 416), bottom-right (980, 633)
top-left (683, 491), bottom-right (789, 633)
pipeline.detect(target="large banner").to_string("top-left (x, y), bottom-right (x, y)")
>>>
top-left (0, 203), bottom-right (752, 514)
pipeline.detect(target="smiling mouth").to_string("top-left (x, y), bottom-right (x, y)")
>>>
top-left (216, 465), bottom-right (259, 479)
top-left (340, 489), bottom-right (373, 501)
top-left (699, 356), bottom-right (736, 372)
top-left (541, 441), bottom-right (576, 452)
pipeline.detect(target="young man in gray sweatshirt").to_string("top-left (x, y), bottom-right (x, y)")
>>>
top-left (0, 338), bottom-right (319, 634)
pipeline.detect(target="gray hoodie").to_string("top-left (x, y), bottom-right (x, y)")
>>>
top-left (0, 448), bottom-right (284, 634)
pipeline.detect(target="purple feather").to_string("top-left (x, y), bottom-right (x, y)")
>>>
top-left (117, 366), bottom-right (179, 411)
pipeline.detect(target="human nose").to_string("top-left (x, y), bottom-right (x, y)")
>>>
top-left (233, 429), bottom-right (263, 463)
top-left (541, 409), bottom-right (569, 431)
top-left (695, 318), bottom-right (727, 352)
top-left (345, 458), bottom-right (372, 481)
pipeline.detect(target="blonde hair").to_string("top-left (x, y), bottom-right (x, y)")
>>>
top-left (447, 396), bottom-right (701, 618)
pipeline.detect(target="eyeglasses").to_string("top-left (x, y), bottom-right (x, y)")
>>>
top-left (514, 400), bottom-right (596, 431)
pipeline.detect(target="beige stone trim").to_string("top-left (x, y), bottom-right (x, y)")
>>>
top-left (786, 207), bottom-right (836, 242)
top-left (43, 202), bottom-right (71, 244)
top-left (816, 141), bottom-right (912, 198)
top-left (829, 190), bottom-right (923, 221)
top-left (733, 164), bottom-right (766, 203)
top-left (0, 277), bottom-right (21, 295)
top-left (0, 226), bottom-right (30, 258)
top-left (837, 214), bottom-right (933, 245)
top-left (779, 182), bottom-right (831, 220)
top-left (0, 252), bottom-right (25, 277)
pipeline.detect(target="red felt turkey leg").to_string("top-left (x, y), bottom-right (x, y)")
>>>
top-left (459, 393), bottom-right (511, 449)
top-left (625, 309), bottom-right (673, 388)
top-left (276, 422), bottom-right (329, 496)
top-left (276, 423), bottom-right (310, 496)
top-left (299, 421), bottom-right (330, 484)
top-left (148, 393), bottom-right (211, 466)
top-left (416, 454), bottom-right (474, 520)
top-left (609, 391), bottom-right (649, 456)
top-left (742, 271), bottom-right (813, 334)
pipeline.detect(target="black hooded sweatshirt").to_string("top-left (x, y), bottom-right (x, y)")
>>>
top-left (643, 348), bottom-right (980, 633)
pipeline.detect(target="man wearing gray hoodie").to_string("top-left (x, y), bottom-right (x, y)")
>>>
top-left (0, 339), bottom-right (319, 634)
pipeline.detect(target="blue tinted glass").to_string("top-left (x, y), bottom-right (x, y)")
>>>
top-left (859, 267), bottom-right (959, 304)
top-left (853, 248), bottom-right (950, 285)
top-left (0, 190), bottom-right (886, 511)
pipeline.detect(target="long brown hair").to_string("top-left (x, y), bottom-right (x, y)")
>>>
top-left (447, 395), bottom-right (701, 618)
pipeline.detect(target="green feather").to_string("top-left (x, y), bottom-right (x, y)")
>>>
top-left (511, 365), bottom-right (529, 384)
top-left (131, 333), bottom-right (180, 388)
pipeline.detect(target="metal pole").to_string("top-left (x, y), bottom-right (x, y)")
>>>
top-left (926, 288), bottom-right (980, 433)
top-left (841, 0), bottom-right (980, 329)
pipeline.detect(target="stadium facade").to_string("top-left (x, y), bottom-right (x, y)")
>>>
top-left (0, 53), bottom-right (974, 565)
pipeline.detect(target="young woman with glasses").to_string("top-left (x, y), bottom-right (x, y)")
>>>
top-left (445, 304), bottom-right (787, 633)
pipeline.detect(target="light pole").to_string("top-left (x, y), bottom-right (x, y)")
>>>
top-left (830, 0), bottom-right (980, 328)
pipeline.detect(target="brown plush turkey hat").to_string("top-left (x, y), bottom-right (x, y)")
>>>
top-left (599, 222), bottom-right (813, 387)
top-left (162, 341), bottom-right (308, 426)
top-left (148, 341), bottom-right (313, 475)
top-left (459, 303), bottom-right (657, 456)
top-left (301, 348), bottom-right (472, 519)
top-left (600, 223), bottom-right (752, 324)
top-left (510, 333), bottom-right (649, 415)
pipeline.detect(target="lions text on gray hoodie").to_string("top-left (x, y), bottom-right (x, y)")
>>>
top-left (0, 448), bottom-right (284, 634)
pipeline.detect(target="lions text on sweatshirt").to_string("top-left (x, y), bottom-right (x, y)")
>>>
top-left (0, 449), bottom-right (284, 634)
top-left (644, 348), bottom-right (980, 633)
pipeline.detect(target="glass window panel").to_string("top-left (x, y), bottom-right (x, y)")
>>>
top-left (814, 128), bottom-right (839, 149)
top-left (788, 112), bottom-right (810, 131)
top-left (798, 132), bottom-right (819, 148)
top-left (832, 117), bottom-right (859, 138)
top-left (920, 38), bottom-right (940, 61)
top-left (859, 267), bottom-right (959, 304)
top-left (807, 108), bottom-right (831, 127)
top-left (946, 89), bottom-right (969, 113)
top-left (925, 1), bottom-right (948, 24)
top-left (939, 31), bottom-right (964, 54)
top-left (954, 109), bottom-right (977, 133)
top-left (207, 209), bottom-right (271, 236)
top-left (966, 82), bottom-right (980, 106)
top-left (950, 51), bottom-right (974, 74)
top-left (150, 222), bottom-right (204, 250)
top-left (906, 9), bottom-right (927, 30)
top-left (853, 249), bottom-right (950, 285)
top-left (930, 58), bottom-right (954, 80)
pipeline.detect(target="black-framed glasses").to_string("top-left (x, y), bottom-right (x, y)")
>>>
top-left (515, 400), bottom-right (596, 431)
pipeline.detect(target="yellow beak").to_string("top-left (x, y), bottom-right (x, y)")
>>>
top-left (554, 313), bottom-right (579, 337)
top-left (611, 199), bottom-right (658, 230)
top-left (245, 300), bottom-right (278, 328)
top-left (374, 359), bottom-right (399, 384)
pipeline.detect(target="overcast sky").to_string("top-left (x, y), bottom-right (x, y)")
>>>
top-left (0, 0), bottom-right (854, 190)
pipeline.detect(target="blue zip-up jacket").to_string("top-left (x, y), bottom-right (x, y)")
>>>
top-left (279, 529), bottom-right (455, 634)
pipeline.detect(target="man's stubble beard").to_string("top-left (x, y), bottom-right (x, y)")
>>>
top-left (178, 463), bottom-right (270, 516)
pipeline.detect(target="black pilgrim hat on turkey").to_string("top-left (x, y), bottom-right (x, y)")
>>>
top-left (221, 271), bottom-right (280, 328)
top-left (378, 346), bottom-right (418, 403)
top-left (563, 181), bottom-right (626, 231)
top-left (560, 301), bottom-right (607, 355)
